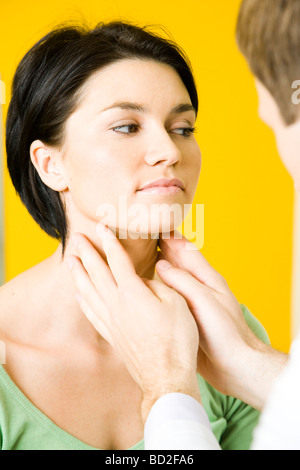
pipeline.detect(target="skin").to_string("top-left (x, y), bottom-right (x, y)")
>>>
top-left (0, 59), bottom-right (202, 449)
top-left (68, 227), bottom-right (201, 423)
top-left (255, 79), bottom-right (300, 191)
top-left (31, 59), bottom-right (201, 279)
top-left (68, 79), bottom-right (296, 421)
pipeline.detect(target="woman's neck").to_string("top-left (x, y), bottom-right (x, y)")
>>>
top-left (63, 227), bottom-right (160, 280)
top-left (39, 228), bottom-right (160, 346)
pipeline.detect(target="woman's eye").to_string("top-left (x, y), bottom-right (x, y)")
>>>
top-left (171, 127), bottom-right (196, 137)
top-left (112, 124), bottom-right (139, 134)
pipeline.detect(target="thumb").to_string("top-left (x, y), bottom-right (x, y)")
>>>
top-left (159, 235), bottom-right (224, 292)
top-left (142, 277), bottom-right (176, 302)
top-left (155, 259), bottom-right (206, 310)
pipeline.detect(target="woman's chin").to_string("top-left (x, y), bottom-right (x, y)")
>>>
top-left (115, 222), bottom-right (183, 241)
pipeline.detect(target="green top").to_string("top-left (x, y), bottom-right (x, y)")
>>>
top-left (0, 305), bottom-right (269, 450)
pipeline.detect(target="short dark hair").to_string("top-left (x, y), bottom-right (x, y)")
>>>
top-left (6, 21), bottom-right (198, 252)
top-left (236, 0), bottom-right (300, 125)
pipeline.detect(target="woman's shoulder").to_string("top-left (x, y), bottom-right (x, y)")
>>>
top-left (0, 277), bottom-right (24, 340)
top-left (0, 264), bottom-right (44, 339)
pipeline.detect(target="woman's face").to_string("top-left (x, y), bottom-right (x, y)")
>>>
top-left (57, 59), bottom-right (202, 236)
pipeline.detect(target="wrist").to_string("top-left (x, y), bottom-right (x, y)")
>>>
top-left (140, 375), bottom-right (201, 424)
top-left (227, 343), bottom-right (288, 410)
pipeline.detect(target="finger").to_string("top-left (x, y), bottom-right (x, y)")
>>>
top-left (96, 223), bottom-right (145, 290)
top-left (142, 277), bottom-right (178, 302)
top-left (76, 294), bottom-right (113, 346)
top-left (66, 254), bottom-right (112, 334)
top-left (159, 231), bottom-right (225, 291)
top-left (72, 232), bottom-right (117, 299)
top-left (156, 251), bottom-right (167, 263)
top-left (154, 252), bottom-right (168, 280)
top-left (155, 260), bottom-right (208, 310)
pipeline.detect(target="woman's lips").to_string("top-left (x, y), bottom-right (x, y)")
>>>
top-left (138, 186), bottom-right (182, 194)
top-left (137, 178), bottom-right (184, 194)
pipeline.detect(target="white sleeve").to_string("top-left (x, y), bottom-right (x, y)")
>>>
top-left (144, 393), bottom-right (221, 450)
top-left (144, 339), bottom-right (300, 451)
top-left (251, 337), bottom-right (300, 450)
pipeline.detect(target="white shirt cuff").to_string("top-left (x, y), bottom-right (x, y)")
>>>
top-left (144, 393), bottom-right (221, 450)
top-left (251, 337), bottom-right (300, 450)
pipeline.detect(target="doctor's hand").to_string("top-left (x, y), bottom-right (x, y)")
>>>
top-left (157, 232), bottom-right (288, 411)
top-left (65, 224), bottom-right (201, 423)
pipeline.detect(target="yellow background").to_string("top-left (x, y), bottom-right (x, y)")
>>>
top-left (0, 0), bottom-right (294, 353)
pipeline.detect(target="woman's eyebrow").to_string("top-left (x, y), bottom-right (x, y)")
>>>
top-left (170, 103), bottom-right (196, 115)
top-left (101, 102), bottom-right (146, 113)
top-left (100, 102), bottom-right (196, 115)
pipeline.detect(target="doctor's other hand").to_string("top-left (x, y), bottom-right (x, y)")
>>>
top-left (157, 232), bottom-right (288, 411)
top-left (66, 224), bottom-right (201, 423)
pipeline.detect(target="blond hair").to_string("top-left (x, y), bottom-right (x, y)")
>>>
top-left (236, 0), bottom-right (300, 124)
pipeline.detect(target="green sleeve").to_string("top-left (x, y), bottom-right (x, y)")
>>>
top-left (240, 304), bottom-right (270, 346)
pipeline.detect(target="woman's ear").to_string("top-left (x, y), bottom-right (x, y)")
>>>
top-left (30, 140), bottom-right (68, 191)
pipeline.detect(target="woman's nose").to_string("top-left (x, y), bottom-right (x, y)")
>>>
top-left (144, 130), bottom-right (182, 166)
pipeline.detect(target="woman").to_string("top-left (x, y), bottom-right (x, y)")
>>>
top-left (0, 21), bottom-right (268, 450)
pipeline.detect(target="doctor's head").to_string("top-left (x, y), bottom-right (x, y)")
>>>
top-left (236, 0), bottom-right (300, 190)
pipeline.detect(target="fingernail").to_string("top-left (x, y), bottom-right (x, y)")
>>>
top-left (96, 223), bottom-right (116, 240)
top-left (96, 223), bottom-right (106, 236)
top-left (157, 260), bottom-right (172, 271)
top-left (160, 233), bottom-right (186, 249)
